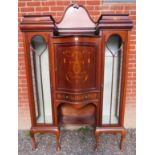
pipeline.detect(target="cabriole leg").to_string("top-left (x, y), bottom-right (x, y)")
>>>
top-left (30, 132), bottom-right (37, 150)
top-left (95, 131), bottom-right (100, 151)
top-left (56, 130), bottom-right (61, 151)
top-left (120, 130), bottom-right (126, 151)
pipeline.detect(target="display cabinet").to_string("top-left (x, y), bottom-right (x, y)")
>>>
top-left (20, 3), bottom-right (133, 151)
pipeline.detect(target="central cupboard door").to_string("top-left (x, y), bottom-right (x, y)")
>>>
top-left (53, 37), bottom-right (100, 92)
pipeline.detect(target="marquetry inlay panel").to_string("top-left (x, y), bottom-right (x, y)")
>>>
top-left (55, 44), bottom-right (97, 91)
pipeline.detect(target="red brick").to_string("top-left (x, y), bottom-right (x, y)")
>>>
top-left (110, 6), bottom-right (124, 10)
top-left (42, 1), bottom-right (56, 6)
top-left (57, 12), bottom-right (64, 17)
top-left (76, 1), bottom-right (86, 5)
top-left (50, 6), bottom-right (64, 11)
top-left (18, 2), bottom-right (26, 7)
top-left (21, 7), bottom-right (34, 12)
top-left (36, 7), bottom-right (49, 12)
top-left (101, 11), bottom-right (115, 14)
top-left (55, 16), bottom-right (61, 21)
top-left (94, 6), bottom-right (102, 10)
top-left (101, 6), bottom-right (111, 10)
top-left (56, 1), bottom-right (70, 6)
top-left (51, 12), bottom-right (57, 16)
top-left (86, 1), bottom-right (100, 5)
top-left (89, 11), bottom-right (100, 16)
top-left (124, 5), bottom-right (136, 10)
top-left (130, 11), bottom-right (136, 15)
top-left (86, 6), bottom-right (95, 10)
top-left (27, 2), bottom-right (41, 7)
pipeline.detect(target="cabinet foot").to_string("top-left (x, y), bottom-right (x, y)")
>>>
top-left (56, 130), bottom-right (61, 151)
top-left (30, 126), bottom-right (61, 151)
top-left (30, 132), bottom-right (37, 150)
top-left (120, 130), bottom-right (126, 151)
top-left (95, 132), bottom-right (100, 151)
top-left (95, 127), bottom-right (126, 151)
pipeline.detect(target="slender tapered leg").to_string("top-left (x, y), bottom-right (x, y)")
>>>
top-left (30, 132), bottom-right (37, 150)
top-left (120, 130), bottom-right (126, 151)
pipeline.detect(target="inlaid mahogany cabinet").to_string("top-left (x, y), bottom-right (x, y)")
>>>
top-left (20, 4), bottom-right (133, 151)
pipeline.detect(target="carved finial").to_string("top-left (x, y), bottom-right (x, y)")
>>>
top-left (72, 1), bottom-right (79, 9)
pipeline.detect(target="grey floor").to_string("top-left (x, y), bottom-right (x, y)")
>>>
top-left (18, 129), bottom-right (136, 155)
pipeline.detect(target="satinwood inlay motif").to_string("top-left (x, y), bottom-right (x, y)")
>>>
top-left (65, 48), bottom-right (89, 83)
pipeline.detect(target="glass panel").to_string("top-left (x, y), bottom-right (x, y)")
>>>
top-left (30, 35), bottom-right (52, 124)
top-left (102, 35), bottom-right (123, 125)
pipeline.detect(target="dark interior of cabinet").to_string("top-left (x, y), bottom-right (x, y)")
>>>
top-left (58, 103), bottom-right (96, 126)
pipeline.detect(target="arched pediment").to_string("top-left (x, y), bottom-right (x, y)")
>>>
top-left (56, 4), bottom-right (96, 29)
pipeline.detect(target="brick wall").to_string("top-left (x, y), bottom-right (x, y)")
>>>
top-left (18, 0), bottom-right (136, 129)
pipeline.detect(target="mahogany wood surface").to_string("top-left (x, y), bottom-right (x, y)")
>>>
top-left (20, 3), bottom-right (133, 151)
